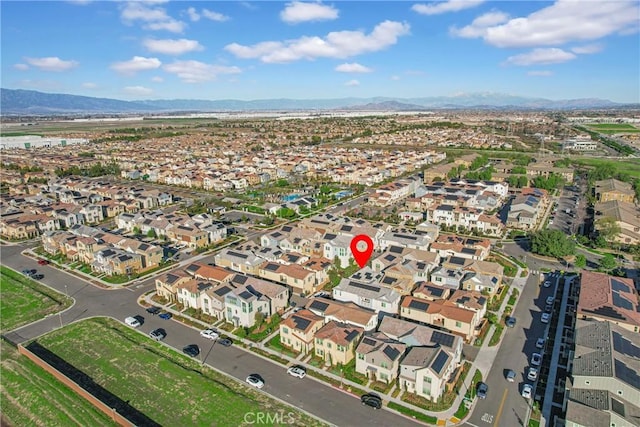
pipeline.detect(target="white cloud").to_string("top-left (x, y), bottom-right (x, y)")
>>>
top-left (453, 0), bottom-right (639, 47)
top-left (82, 82), bottom-right (98, 88)
top-left (504, 48), bottom-right (576, 66)
top-left (225, 20), bottom-right (410, 63)
top-left (124, 86), bottom-right (154, 96)
top-left (280, 1), bottom-right (339, 24)
top-left (412, 0), bottom-right (484, 16)
top-left (344, 79), bottom-right (360, 87)
top-left (111, 56), bottom-right (162, 75)
top-left (335, 63), bottom-right (373, 73)
top-left (162, 60), bottom-right (241, 83)
top-left (571, 43), bottom-right (604, 54)
top-left (14, 63), bottom-right (29, 71)
top-left (24, 56), bottom-right (78, 72)
top-left (527, 70), bottom-right (553, 76)
top-left (120, 1), bottom-right (185, 33)
top-left (202, 9), bottom-right (230, 22)
top-left (450, 11), bottom-right (509, 38)
top-left (143, 38), bottom-right (204, 55)
top-left (186, 7), bottom-right (200, 21)
top-left (151, 76), bottom-right (164, 82)
top-left (390, 75), bottom-right (400, 80)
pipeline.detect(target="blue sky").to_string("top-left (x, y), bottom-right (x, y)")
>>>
top-left (2, 1), bottom-right (639, 102)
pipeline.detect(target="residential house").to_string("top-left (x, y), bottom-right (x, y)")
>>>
top-left (155, 270), bottom-right (192, 301)
top-left (333, 278), bottom-right (401, 316)
top-left (314, 321), bottom-right (364, 366)
top-left (399, 345), bottom-right (455, 401)
top-left (594, 179), bottom-right (635, 203)
top-left (400, 296), bottom-right (480, 342)
top-left (258, 261), bottom-right (319, 296)
top-left (429, 267), bottom-right (465, 291)
top-left (355, 332), bottom-right (406, 383)
top-left (594, 200), bottom-right (640, 245)
top-left (214, 248), bottom-right (265, 275)
top-left (307, 297), bottom-right (379, 331)
top-left (279, 309), bottom-right (325, 354)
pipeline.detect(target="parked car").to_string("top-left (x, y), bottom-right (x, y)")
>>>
top-left (477, 382), bottom-right (489, 399)
top-left (531, 353), bottom-right (542, 366)
top-left (527, 367), bottom-right (538, 381)
top-left (124, 316), bottom-right (141, 328)
top-left (522, 384), bottom-right (533, 399)
top-left (182, 344), bottom-right (200, 357)
top-left (146, 306), bottom-right (161, 315)
top-left (287, 365), bottom-right (306, 379)
top-left (246, 374), bottom-right (265, 389)
top-left (37, 259), bottom-right (49, 265)
top-left (546, 296), bottom-right (554, 305)
top-left (32, 274), bottom-right (44, 280)
top-left (218, 338), bottom-right (233, 347)
top-left (543, 280), bottom-right (551, 288)
top-left (505, 316), bottom-right (516, 328)
top-left (22, 269), bottom-right (36, 277)
top-left (541, 313), bottom-right (551, 324)
top-left (536, 338), bottom-right (545, 349)
top-left (200, 329), bottom-right (220, 340)
top-left (159, 312), bottom-right (172, 320)
top-left (360, 393), bottom-right (382, 409)
top-left (506, 369), bottom-right (516, 382)
top-left (149, 328), bottom-right (167, 341)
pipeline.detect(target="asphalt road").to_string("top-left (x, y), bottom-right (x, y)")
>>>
top-left (462, 273), bottom-right (554, 427)
top-left (1, 244), bottom-right (420, 427)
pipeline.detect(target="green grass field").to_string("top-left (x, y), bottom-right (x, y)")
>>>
top-left (0, 340), bottom-right (118, 427)
top-left (33, 318), bottom-right (328, 427)
top-left (572, 158), bottom-right (640, 179)
top-left (0, 266), bottom-right (72, 332)
top-left (587, 123), bottom-right (640, 134)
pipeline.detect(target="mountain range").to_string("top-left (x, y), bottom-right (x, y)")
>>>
top-left (1, 88), bottom-right (634, 115)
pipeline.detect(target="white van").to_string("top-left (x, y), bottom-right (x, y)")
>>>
top-left (125, 316), bottom-right (141, 327)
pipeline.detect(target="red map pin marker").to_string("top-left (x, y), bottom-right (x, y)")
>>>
top-left (350, 234), bottom-right (374, 268)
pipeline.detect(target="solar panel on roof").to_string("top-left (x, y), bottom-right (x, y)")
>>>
top-left (186, 264), bottom-right (200, 272)
top-left (382, 276), bottom-right (396, 284)
top-left (389, 246), bottom-right (404, 254)
top-left (214, 286), bottom-right (231, 296)
top-left (349, 281), bottom-right (381, 293)
top-left (431, 350), bottom-right (449, 374)
top-left (611, 398), bottom-right (625, 418)
top-left (139, 243), bottom-right (149, 250)
top-left (345, 330), bottom-right (359, 342)
top-left (611, 279), bottom-right (630, 293)
top-left (409, 299), bottom-right (429, 311)
top-left (233, 275), bottom-right (248, 284)
top-left (227, 250), bottom-right (248, 259)
top-left (282, 226), bottom-right (293, 232)
top-left (325, 233), bottom-right (337, 240)
top-left (461, 248), bottom-right (476, 254)
top-left (612, 332), bottom-right (640, 359)
top-left (264, 263), bottom-right (280, 272)
top-left (431, 331), bottom-right (455, 348)
top-left (310, 300), bottom-right (329, 312)
top-left (384, 254), bottom-right (396, 261)
top-left (292, 316), bottom-right (312, 331)
top-left (341, 225), bottom-right (353, 232)
top-left (586, 306), bottom-right (626, 320)
top-left (362, 337), bottom-right (377, 346)
top-left (239, 290), bottom-right (254, 299)
top-left (395, 233), bottom-right (417, 240)
top-left (383, 345), bottom-right (401, 361)
top-left (614, 358), bottom-right (640, 389)
top-left (612, 293), bottom-right (634, 311)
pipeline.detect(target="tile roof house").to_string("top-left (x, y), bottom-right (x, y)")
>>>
top-left (399, 345), bottom-right (456, 401)
top-left (314, 321), bottom-right (364, 366)
top-left (577, 271), bottom-right (640, 333)
top-left (355, 332), bottom-right (406, 384)
top-left (333, 278), bottom-right (401, 316)
top-left (307, 297), bottom-right (379, 331)
top-left (279, 309), bottom-right (325, 354)
top-left (400, 296), bottom-right (480, 342)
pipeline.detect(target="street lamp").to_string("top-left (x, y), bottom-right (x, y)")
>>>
top-left (64, 284), bottom-right (68, 297)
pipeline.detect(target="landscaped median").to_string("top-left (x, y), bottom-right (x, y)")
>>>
top-left (27, 317), bottom-right (328, 427)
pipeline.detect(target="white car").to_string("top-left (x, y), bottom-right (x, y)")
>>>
top-left (531, 353), bottom-right (542, 366)
top-left (124, 316), bottom-right (141, 328)
top-left (527, 367), bottom-right (538, 381)
top-left (246, 374), bottom-right (265, 389)
top-left (287, 365), bottom-right (306, 379)
top-left (543, 280), bottom-right (551, 288)
top-left (200, 329), bottom-right (219, 340)
top-left (541, 313), bottom-right (551, 324)
top-left (522, 384), bottom-right (533, 399)
top-left (536, 338), bottom-right (545, 349)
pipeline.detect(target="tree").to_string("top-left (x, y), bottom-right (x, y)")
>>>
top-left (574, 254), bottom-right (587, 269)
top-left (147, 229), bottom-right (157, 238)
top-left (595, 217), bottom-right (621, 248)
top-left (529, 229), bottom-right (576, 258)
top-left (599, 253), bottom-right (617, 271)
top-left (254, 311), bottom-right (265, 329)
